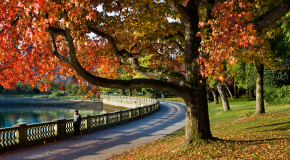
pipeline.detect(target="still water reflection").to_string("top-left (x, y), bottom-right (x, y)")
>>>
top-left (0, 104), bottom-right (124, 128)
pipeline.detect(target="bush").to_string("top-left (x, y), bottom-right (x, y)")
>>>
top-left (148, 94), bottom-right (154, 98)
top-left (265, 85), bottom-right (290, 105)
top-left (77, 88), bottom-right (86, 96)
top-left (33, 94), bottom-right (50, 98)
top-left (65, 95), bottom-right (81, 100)
top-left (71, 85), bottom-right (79, 95)
top-left (49, 92), bottom-right (65, 98)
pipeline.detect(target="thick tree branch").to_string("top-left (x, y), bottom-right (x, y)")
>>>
top-left (130, 44), bottom-right (137, 53)
top-left (89, 27), bottom-right (119, 53)
top-left (45, 26), bottom-right (66, 36)
top-left (10, 15), bottom-right (19, 26)
top-left (60, 28), bottom-right (185, 96)
top-left (170, 0), bottom-right (190, 23)
top-left (253, 0), bottom-right (290, 31)
top-left (49, 34), bottom-right (70, 64)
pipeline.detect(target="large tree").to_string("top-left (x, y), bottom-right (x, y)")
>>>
top-left (0, 0), bottom-right (289, 146)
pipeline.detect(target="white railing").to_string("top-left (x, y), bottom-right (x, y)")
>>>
top-left (0, 96), bottom-right (159, 153)
top-left (102, 95), bottom-right (158, 107)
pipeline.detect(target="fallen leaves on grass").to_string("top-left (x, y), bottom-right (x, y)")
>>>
top-left (108, 102), bottom-right (290, 160)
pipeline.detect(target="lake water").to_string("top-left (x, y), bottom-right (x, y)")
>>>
top-left (0, 104), bottom-right (126, 128)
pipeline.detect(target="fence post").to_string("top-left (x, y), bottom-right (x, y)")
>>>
top-left (14, 124), bottom-right (27, 148)
top-left (52, 119), bottom-right (67, 140)
top-left (138, 107), bottom-right (142, 119)
top-left (86, 115), bottom-right (91, 133)
top-left (119, 110), bottom-right (123, 125)
top-left (130, 108), bottom-right (132, 121)
top-left (106, 113), bottom-right (110, 129)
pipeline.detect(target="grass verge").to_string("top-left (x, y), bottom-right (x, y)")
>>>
top-left (109, 98), bottom-right (290, 159)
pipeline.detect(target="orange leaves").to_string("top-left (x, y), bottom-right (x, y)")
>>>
top-left (85, 86), bottom-right (101, 99)
top-left (58, 85), bottom-right (66, 91)
top-left (37, 83), bottom-right (50, 92)
top-left (0, 0), bottom-right (182, 90)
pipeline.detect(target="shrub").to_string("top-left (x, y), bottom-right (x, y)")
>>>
top-left (49, 92), bottom-right (65, 98)
top-left (77, 88), bottom-right (86, 96)
top-left (264, 85), bottom-right (290, 105)
top-left (33, 95), bottom-right (50, 98)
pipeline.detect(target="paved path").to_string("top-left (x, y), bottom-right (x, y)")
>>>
top-left (0, 101), bottom-right (186, 160)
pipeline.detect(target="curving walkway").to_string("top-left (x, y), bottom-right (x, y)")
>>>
top-left (0, 101), bottom-right (186, 160)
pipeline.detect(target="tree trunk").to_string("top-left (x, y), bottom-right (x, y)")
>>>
top-left (121, 89), bottom-right (125, 95)
top-left (224, 83), bottom-right (233, 99)
top-left (211, 89), bottom-right (219, 104)
top-left (234, 80), bottom-right (238, 98)
top-left (256, 64), bottom-right (265, 114)
top-left (248, 89), bottom-right (254, 98)
top-left (183, 81), bottom-right (213, 145)
top-left (129, 89), bottom-right (133, 96)
top-left (182, 0), bottom-right (213, 145)
top-left (217, 81), bottom-right (230, 111)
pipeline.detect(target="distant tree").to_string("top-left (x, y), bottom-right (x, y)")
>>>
top-left (58, 85), bottom-right (66, 91)
top-left (71, 85), bottom-right (79, 95)
top-left (49, 82), bottom-right (61, 91)
top-left (65, 83), bottom-right (72, 94)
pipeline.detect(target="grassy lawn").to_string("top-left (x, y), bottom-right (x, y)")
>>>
top-left (158, 97), bottom-right (185, 103)
top-left (109, 98), bottom-right (290, 159)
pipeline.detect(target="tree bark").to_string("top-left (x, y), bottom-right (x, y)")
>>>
top-left (224, 83), bottom-right (233, 99)
top-left (129, 89), bottom-right (133, 96)
top-left (183, 80), bottom-right (213, 145)
top-left (121, 89), bottom-right (125, 95)
top-left (253, 0), bottom-right (290, 31)
top-left (234, 80), bottom-right (238, 98)
top-left (211, 89), bottom-right (219, 104)
top-left (217, 81), bottom-right (230, 111)
top-left (180, 0), bottom-right (213, 145)
top-left (248, 89), bottom-right (254, 98)
top-left (256, 64), bottom-right (265, 114)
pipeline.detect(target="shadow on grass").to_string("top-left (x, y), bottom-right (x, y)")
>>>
top-left (245, 121), bottom-right (290, 129)
top-left (212, 137), bottom-right (290, 145)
